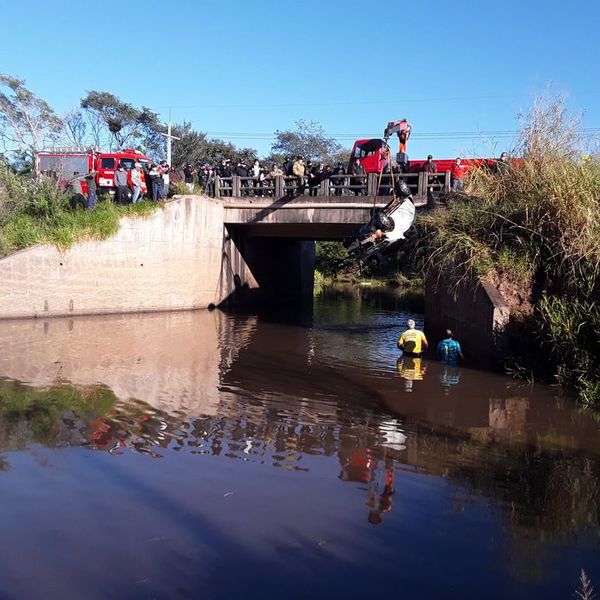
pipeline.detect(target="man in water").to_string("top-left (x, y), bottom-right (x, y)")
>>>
top-left (437, 329), bottom-right (463, 365)
top-left (397, 319), bottom-right (428, 357)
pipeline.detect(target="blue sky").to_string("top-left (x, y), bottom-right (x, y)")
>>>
top-left (2, 0), bottom-right (599, 159)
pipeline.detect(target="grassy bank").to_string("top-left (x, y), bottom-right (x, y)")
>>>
top-left (416, 99), bottom-right (600, 405)
top-left (0, 163), bottom-right (159, 257)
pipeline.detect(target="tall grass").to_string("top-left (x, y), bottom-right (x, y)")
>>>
top-left (417, 97), bottom-right (600, 404)
top-left (0, 162), bottom-right (159, 257)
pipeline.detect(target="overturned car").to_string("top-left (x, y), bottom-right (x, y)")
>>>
top-left (343, 180), bottom-right (416, 265)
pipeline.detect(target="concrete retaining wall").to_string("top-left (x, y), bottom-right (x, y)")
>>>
top-left (0, 196), bottom-right (257, 319)
top-left (425, 269), bottom-right (511, 367)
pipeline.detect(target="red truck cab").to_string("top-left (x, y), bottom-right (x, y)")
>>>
top-left (349, 138), bottom-right (390, 174)
top-left (348, 138), bottom-right (497, 176)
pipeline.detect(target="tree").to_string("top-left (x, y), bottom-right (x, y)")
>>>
top-left (315, 241), bottom-right (348, 277)
top-left (80, 91), bottom-right (166, 156)
top-left (171, 122), bottom-right (257, 167)
top-left (62, 110), bottom-right (89, 147)
top-left (271, 119), bottom-right (343, 163)
top-left (0, 74), bottom-right (63, 164)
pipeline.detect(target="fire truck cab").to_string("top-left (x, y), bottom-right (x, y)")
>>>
top-left (348, 139), bottom-right (390, 174)
top-left (36, 148), bottom-right (151, 195)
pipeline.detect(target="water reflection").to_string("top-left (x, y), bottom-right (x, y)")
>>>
top-left (0, 288), bottom-right (598, 598)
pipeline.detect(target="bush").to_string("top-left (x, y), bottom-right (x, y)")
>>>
top-left (416, 97), bottom-right (600, 404)
top-left (315, 241), bottom-right (347, 277)
top-left (0, 162), bottom-right (159, 257)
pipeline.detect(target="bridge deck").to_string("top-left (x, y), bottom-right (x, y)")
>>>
top-left (222, 195), bottom-right (427, 240)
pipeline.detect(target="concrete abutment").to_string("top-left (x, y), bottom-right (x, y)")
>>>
top-left (0, 195), bottom-right (314, 319)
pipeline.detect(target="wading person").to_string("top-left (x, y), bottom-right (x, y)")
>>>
top-left (397, 319), bottom-right (428, 357)
top-left (437, 329), bottom-right (463, 365)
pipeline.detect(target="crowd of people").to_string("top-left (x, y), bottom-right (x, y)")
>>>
top-left (68, 160), bottom-right (183, 209)
top-left (180, 156), bottom-right (366, 198)
top-left (67, 151), bottom-right (511, 208)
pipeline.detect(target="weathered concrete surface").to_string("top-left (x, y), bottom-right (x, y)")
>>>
top-left (222, 196), bottom-right (427, 240)
top-left (425, 269), bottom-right (511, 367)
top-left (227, 228), bottom-right (315, 303)
top-left (0, 196), bottom-right (258, 319)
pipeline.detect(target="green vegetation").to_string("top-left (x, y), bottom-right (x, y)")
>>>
top-left (315, 239), bottom-right (423, 287)
top-left (0, 161), bottom-right (159, 257)
top-left (415, 98), bottom-right (600, 405)
top-left (0, 378), bottom-right (116, 449)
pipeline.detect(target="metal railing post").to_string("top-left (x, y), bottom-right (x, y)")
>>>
top-left (444, 171), bottom-right (451, 191)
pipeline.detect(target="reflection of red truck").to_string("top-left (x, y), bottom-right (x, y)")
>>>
top-left (35, 148), bottom-right (150, 195)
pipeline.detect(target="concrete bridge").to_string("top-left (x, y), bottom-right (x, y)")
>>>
top-left (0, 178), bottom-right (434, 319)
top-left (217, 171), bottom-right (436, 239)
top-left (211, 174), bottom-right (433, 306)
top-left (222, 194), bottom-right (426, 239)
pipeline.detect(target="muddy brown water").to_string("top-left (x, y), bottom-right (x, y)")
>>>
top-left (0, 285), bottom-right (598, 599)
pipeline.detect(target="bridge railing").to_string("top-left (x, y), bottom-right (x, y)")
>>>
top-left (214, 172), bottom-right (451, 198)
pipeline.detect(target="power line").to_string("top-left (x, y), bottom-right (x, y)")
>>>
top-left (201, 128), bottom-right (600, 143)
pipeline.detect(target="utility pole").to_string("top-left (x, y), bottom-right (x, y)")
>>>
top-left (160, 107), bottom-right (180, 165)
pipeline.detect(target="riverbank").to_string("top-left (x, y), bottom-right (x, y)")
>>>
top-left (0, 163), bottom-right (160, 257)
top-left (314, 270), bottom-right (423, 290)
top-left (415, 100), bottom-right (600, 405)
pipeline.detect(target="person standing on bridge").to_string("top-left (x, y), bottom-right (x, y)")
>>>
top-left (450, 158), bottom-right (467, 191)
top-left (292, 156), bottom-right (305, 196)
top-left (236, 160), bottom-right (250, 196)
top-left (218, 159), bottom-right (233, 197)
top-left (423, 154), bottom-right (438, 196)
top-left (423, 155), bottom-right (437, 174)
top-left (437, 329), bottom-right (463, 365)
top-left (332, 162), bottom-right (345, 196)
top-left (397, 319), bottom-right (428, 357)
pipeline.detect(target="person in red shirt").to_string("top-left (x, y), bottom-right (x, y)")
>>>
top-left (450, 157), bottom-right (468, 191)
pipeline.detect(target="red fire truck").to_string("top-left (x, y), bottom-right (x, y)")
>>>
top-left (349, 119), bottom-right (495, 175)
top-left (35, 147), bottom-right (151, 195)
